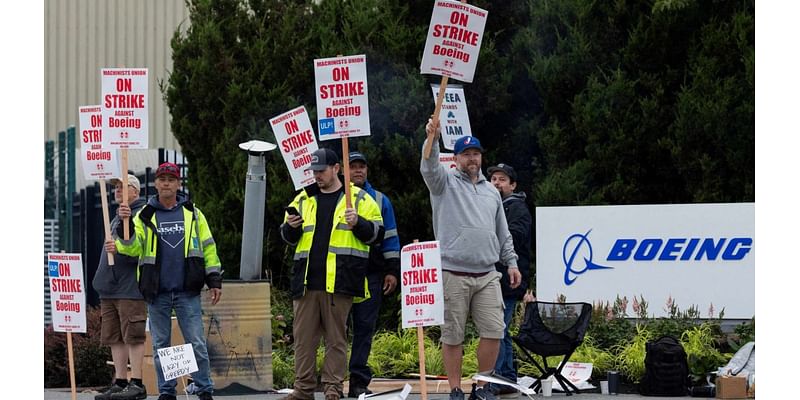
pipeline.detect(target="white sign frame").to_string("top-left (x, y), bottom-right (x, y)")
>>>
top-left (101, 68), bottom-right (149, 149)
top-left (420, 0), bottom-right (488, 83)
top-left (47, 253), bottom-right (87, 333)
top-left (79, 105), bottom-right (120, 180)
top-left (430, 84), bottom-right (472, 150)
top-left (314, 55), bottom-right (371, 140)
top-left (535, 203), bottom-right (755, 318)
top-left (270, 106), bottom-right (319, 190)
top-left (401, 241), bottom-right (444, 328)
top-left (157, 343), bottom-right (199, 381)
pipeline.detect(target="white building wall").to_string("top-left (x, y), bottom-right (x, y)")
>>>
top-left (44, 0), bottom-right (190, 150)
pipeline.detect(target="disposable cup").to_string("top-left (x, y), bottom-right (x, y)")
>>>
top-left (600, 380), bottom-right (609, 395)
top-left (541, 378), bottom-right (552, 397)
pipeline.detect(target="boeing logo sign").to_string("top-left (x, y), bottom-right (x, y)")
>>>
top-left (562, 230), bottom-right (612, 285)
top-left (562, 229), bottom-right (754, 285)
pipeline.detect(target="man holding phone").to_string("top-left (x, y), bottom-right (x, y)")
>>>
top-left (279, 148), bottom-right (384, 400)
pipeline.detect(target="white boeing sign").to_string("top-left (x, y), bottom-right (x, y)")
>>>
top-left (536, 203), bottom-right (754, 318)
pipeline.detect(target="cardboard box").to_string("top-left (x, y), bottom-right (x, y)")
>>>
top-left (716, 375), bottom-right (748, 399)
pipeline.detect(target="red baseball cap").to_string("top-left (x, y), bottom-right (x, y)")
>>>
top-left (156, 162), bottom-right (181, 179)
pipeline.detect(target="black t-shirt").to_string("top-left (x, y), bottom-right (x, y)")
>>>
top-left (306, 188), bottom-right (343, 291)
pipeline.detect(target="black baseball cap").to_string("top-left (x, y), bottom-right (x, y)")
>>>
top-left (349, 151), bottom-right (368, 164)
top-left (306, 148), bottom-right (339, 171)
top-left (487, 163), bottom-right (517, 183)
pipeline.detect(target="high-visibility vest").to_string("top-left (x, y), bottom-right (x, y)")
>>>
top-left (284, 184), bottom-right (383, 298)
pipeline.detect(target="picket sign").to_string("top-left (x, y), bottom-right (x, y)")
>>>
top-left (401, 240), bottom-right (445, 400)
top-left (79, 105), bottom-right (119, 264)
top-left (101, 67), bottom-right (149, 239)
top-left (421, 0), bottom-right (487, 159)
top-left (49, 252), bottom-right (87, 400)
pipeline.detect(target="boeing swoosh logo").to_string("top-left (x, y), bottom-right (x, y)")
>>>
top-left (562, 229), bottom-right (613, 285)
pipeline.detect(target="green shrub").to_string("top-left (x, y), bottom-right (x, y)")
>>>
top-left (681, 323), bottom-right (730, 385)
top-left (44, 306), bottom-right (112, 388)
top-left (612, 324), bottom-right (652, 384)
top-left (273, 347), bottom-right (295, 389)
top-left (569, 335), bottom-right (616, 378)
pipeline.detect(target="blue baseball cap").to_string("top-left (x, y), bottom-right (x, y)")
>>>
top-left (453, 136), bottom-right (483, 155)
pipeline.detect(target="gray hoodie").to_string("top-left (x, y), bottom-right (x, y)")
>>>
top-left (420, 138), bottom-right (518, 273)
top-left (92, 197), bottom-right (147, 299)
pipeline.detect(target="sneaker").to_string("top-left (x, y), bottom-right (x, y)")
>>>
top-left (469, 383), bottom-right (498, 400)
top-left (348, 386), bottom-right (373, 398)
top-left (110, 381), bottom-right (146, 400)
top-left (197, 392), bottom-right (214, 400)
top-left (95, 383), bottom-right (125, 400)
top-left (449, 387), bottom-right (465, 400)
top-left (157, 395), bottom-right (177, 400)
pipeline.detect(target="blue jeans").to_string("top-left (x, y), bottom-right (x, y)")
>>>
top-left (148, 291), bottom-right (213, 396)
top-left (348, 272), bottom-right (383, 387)
top-left (494, 298), bottom-right (518, 384)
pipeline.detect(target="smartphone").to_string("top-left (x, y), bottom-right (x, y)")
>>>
top-left (285, 206), bottom-right (300, 217)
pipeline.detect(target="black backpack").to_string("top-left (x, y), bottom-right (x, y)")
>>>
top-left (639, 336), bottom-right (690, 396)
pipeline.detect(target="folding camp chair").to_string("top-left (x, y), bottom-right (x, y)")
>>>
top-left (511, 301), bottom-right (593, 396)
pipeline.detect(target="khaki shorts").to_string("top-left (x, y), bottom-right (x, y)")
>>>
top-left (100, 299), bottom-right (147, 345)
top-left (440, 270), bottom-right (505, 345)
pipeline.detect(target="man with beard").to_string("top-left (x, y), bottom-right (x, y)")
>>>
top-left (420, 122), bottom-right (521, 400)
top-left (280, 148), bottom-right (384, 400)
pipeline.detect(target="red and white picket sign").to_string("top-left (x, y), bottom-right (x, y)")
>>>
top-left (101, 68), bottom-right (149, 149)
top-left (270, 106), bottom-right (320, 190)
top-left (314, 54), bottom-right (371, 140)
top-left (420, 0), bottom-right (488, 83)
top-left (79, 105), bottom-right (120, 180)
top-left (401, 241), bottom-right (444, 329)
top-left (47, 253), bottom-right (87, 333)
top-left (439, 152), bottom-right (457, 170)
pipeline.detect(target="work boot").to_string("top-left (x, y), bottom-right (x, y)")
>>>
top-left (110, 381), bottom-right (147, 400)
top-left (469, 383), bottom-right (498, 400)
top-left (348, 385), bottom-right (373, 398)
top-left (95, 383), bottom-right (125, 400)
top-left (449, 387), bottom-right (465, 400)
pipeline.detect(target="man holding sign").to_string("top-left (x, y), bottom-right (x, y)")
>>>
top-left (280, 148), bottom-right (383, 400)
top-left (420, 122), bottom-right (520, 400)
top-left (108, 163), bottom-right (222, 400)
top-left (92, 174), bottom-right (148, 400)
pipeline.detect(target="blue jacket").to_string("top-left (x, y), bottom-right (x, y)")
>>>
top-left (361, 180), bottom-right (401, 279)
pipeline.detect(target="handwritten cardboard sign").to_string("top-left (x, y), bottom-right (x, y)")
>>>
top-left (157, 343), bottom-right (199, 381)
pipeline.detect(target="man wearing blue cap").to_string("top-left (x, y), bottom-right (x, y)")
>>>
top-left (420, 122), bottom-right (521, 400)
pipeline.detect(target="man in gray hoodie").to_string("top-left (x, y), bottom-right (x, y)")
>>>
top-left (420, 120), bottom-right (521, 400)
top-left (92, 174), bottom-right (148, 400)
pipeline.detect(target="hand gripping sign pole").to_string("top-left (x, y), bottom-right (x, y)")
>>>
top-left (420, 0), bottom-right (488, 159)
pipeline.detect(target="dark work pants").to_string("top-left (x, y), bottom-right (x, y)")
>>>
top-left (348, 272), bottom-right (384, 388)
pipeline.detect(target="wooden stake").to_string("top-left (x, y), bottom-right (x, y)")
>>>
top-left (423, 77), bottom-right (449, 160)
top-left (99, 179), bottom-right (115, 265)
top-left (417, 325), bottom-right (429, 400)
top-left (121, 149), bottom-right (130, 240)
top-left (67, 332), bottom-right (77, 400)
top-left (342, 135), bottom-right (352, 209)
top-left (410, 239), bottom-right (428, 400)
top-left (336, 54), bottom-right (353, 209)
